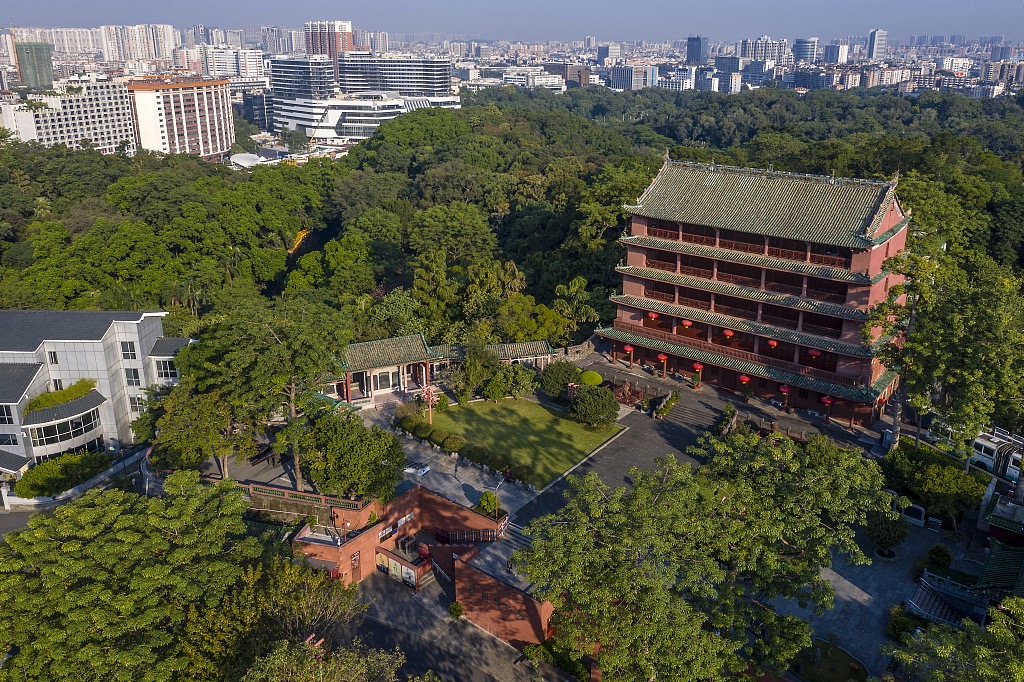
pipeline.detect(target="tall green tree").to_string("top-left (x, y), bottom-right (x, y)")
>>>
top-left (518, 433), bottom-right (892, 681)
top-left (0, 471), bottom-right (261, 682)
top-left (553, 275), bottom-right (601, 341)
top-left (303, 410), bottom-right (405, 502)
top-left (241, 640), bottom-right (407, 682)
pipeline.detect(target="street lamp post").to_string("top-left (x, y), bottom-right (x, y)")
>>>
top-left (692, 362), bottom-right (704, 389)
top-left (657, 353), bottom-right (668, 379)
top-left (821, 395), bottom-right (834, 422)
top-left (624, 344), bottom-right (634, 369)
top-left (778, 384), bottom-right (791, 413)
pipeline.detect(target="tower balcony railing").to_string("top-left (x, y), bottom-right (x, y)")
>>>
top-left (759, 313), bottom-right (801, 330)
top-left (646, 258), bottom-right (678, 272)
top-left (801, 322), bottom-right (845, 339)
top-left (716, 271), bottom-right (760, 288)
top-left (712, 303), bottom-right (759, 321)
top-left (679, 264), bottom-right (714, 279)
top-left (647, 227), bottom-right (680, 240)
top-left (805, 289), bottom-right (848, 304)
top-left (679, 232), bottom-right (716, 246)
top-left (763, 281), bottom-right (803, 296)
top-left (677, 295), bottom-right (712, 311)
top-left (810, 253), bottom-right (851, 268)
top-left (612, 319), bottom-right (863, 387)
top-left (643, 289), bottom-right (676, 303)
top-left (767, 246), bottom-right (807, 261)
top-left (718, 238), bottom-right (766, 255)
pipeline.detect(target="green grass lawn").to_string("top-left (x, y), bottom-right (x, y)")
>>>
top-left (427, 399), bottom-right (622, 487)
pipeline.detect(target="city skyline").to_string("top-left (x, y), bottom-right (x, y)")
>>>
top-left (2, 0), bottom-right (1022, 44)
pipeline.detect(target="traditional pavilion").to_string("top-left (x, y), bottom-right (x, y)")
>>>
top-left (597, 160), bottom-right (907, 425)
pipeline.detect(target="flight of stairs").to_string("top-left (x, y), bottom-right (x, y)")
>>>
top-left (504, 522), bottom-right (533, 552)
top-left (908, 582), bottom-right (965, 626)
top-left (666, 398), bottom-right (719, 431)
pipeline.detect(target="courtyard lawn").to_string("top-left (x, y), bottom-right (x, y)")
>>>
top-left (427, 399), bottom-right (622, 487)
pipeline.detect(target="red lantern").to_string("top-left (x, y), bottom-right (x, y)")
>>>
top-left (623, 345), bottom-right (634, 353)
top-left (648, 312), bottom-right (658, 319)
top-left (692, 362), bottom-right (704, 372)
top-left (657, 353), bottom-right (668, 362)
top-left (723, 329), bottom-right (735, 338)
top-left (821, 396), bottom-right (834, 406)
top-left (807, 348), bottom-right (821, 358)
top-left (739, 375), bottom-right (751, 384)
top-left (778, 384), bottom-right (790, 395)
top-left (682, 319), bottom-right (693, 328)
top-left (767, 339), bottom-right (779, 348)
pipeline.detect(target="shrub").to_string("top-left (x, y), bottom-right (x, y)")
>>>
top-left (463, 445), bottom-right (491, 466)
top-left (580, 370), bottom-right (603, 386)
top-left (398, 415), bottom-right (422, 434)
top-left (883, 444), bottom-right (986, 521)
top-left (653, 391), bottom-right (680, 419)
top-left (887, 604), bottom-right (929, 643)
top-left (394, 400), bottom-right (423, 420)
top-left (448, 601), bottom-right (464, 619)
top-left (14, 450), bottom-right (112, 498)
top-left (478, 490), bottom-right (500, 516)
top-left (24, 378), bottom-right (97, 415)
top-left (524, 641), bottom-right (588, 680)
top-left (483, 367), bottom-right (513, 402)
top-left (866, 512), bottom-right (910, 553)
top-left (428, 429), bottom-right (450, 447)
top-left (488, 452), bottom-right (511, 472)
top-left (716, 403), bottom-right (737, 435)
top-left (442, 435), bottom-right (466, 453)
top-left (570, 384), bottom-right (619, 427)
top-left (509, 464), bottom-right (533, 484)
top-left (541, 360), bottom-right (582, 399)
top-left (436, 394), bottom-right (450, 412)
top-left (413, 422), bottom-right (434, 439)
top-left (913, 555), bottom-right (930, 581)
top-left (927, 544), bottom-right (954, 568)
top-left (508, 364), bottom-right (539, 399)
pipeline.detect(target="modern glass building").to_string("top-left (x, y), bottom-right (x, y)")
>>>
top-left (14, 42), bottom-right (53, 90)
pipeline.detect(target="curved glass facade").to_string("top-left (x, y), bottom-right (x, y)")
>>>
top-left (29, 408), bottom-right (101, 447)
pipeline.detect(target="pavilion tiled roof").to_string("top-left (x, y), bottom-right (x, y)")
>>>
top-left (978, 541), bottom-right (1024, 597)
top-left (619, 235), bottom-right (887, 284)
top-left (595, 325), bottom-right (895, 403)
top-left (626, 161), bottom-right (902, 249)
top-left (339, 334), bottom-right (435, 373)
top-left (616, 265), bottom-right (868, 320)
top-left (430, 340), bottom-right (554, 362)
top-left (610, 295), bottom-right (873, 357)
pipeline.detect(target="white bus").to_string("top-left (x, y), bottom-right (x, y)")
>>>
top-left (969, 428), bottom-right (1023, 482)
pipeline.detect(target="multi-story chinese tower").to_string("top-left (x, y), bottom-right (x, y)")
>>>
top-left (597, 160), bottom-right (907, 425)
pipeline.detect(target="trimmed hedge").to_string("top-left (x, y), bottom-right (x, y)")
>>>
top-left (442, 435), bottom-right (466, 453)
top-left (508, 464), bottom-right (533, 485)
top-left (399, 415), bottom-right (422, 434)
top-left (14, 450), bottom-right (111, 498)
top-left (580, 370), bottom-right (603, 386)
top-left (463, 445), bottom-right (491, 466)
top-left (489, 452), bottom-right (511, 472)
top-left (428, 429), bottom-right (450, 447)
top-left (24, 378), bottom-right (97, 415)
top-left (413, 422), bottom-right (434, 439)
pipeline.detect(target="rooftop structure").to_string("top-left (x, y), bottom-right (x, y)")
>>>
top-left (597, 160), bottom-right (907, 424)
top-left (126, 77), bottom-right (234, 160)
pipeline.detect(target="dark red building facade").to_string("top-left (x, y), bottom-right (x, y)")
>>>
top-left (598, 160), bottom-right (907, 424)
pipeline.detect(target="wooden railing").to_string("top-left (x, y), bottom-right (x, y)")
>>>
top-left (806, 289), bottom-right (848, 304)
top-left (647, 227), bottom-right (680, 240)
top-left (810, 253), bottom-right (850, 268)
top-left (678, 296), bottom-right (712, 311)
top-left (644, 289), bottom-right (676, 303)
top-left (217, 479), bottom-right (371, 510)
top-left (719, 239), bottom-right (766, 255)
top-left (679, 232), bottom-right (716, 246)
top-left (801, 322), bottom-right (845, 339)
top-left (767, 246), bottom-right (807, 261)
top-left (716, 271), bottom-right (760, 288)
top-left (713, 303), bottom-right (759, 321)
top-left (764, 281), bottom-right (803, 296)
top-left (646, 258), bottom-right (677, 272)
top-left (611, 320), bottom-right (862, 387)
top-left (679, 265), bottom-right (713, 278)
top-left (760, 313), bottom-right (800, 329)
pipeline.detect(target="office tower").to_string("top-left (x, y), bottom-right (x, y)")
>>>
top-left (609, 65), bottom-right (657, 91)
top-left (474, 44), bottom-right (492, 59)
top-left (950, 34), bottom-right (966, 46)
top-left (867, 29), bottom-right (887, 60)
top-left (127, 78), bottom-right (234, 160)
top-left (739, 36), bottom-right (792, 65)
top-left (992, 45), bottom-right (1014, 61)
top-left (337, 53), bottom-right (453, 96)
top-left (793, 37), bottom-right (819, 64)
top-left (543, 62), bottom-right (591, 86)
top-left (99, 25), bottom-right (177, 61)
top-left (268, 55), bottom-right (335, 99)
top-left (714, 56), bottom-right (749, 74)
top-left (14, 42), bottom-right (53, 89)
top-left (208, 28), bottom-right (227, 46)
top-left (0, 74), bottom-right (135, 153)
top-left (596, 44), bottom-right (621, 64)
top-left (822, 43), bottom-right (849, 64)
top-left (304, 20), bottom-right (353, 79)
top-left (584, 36), bottom-right (597, 49)
top-left (686, 35), bottom-right (709, 65)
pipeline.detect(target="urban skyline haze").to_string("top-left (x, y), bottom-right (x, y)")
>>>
top-left (2, 0), bottom-right (1022, 43)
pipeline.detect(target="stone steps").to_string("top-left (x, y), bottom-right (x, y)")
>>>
top-left (504, 522), bottom-right (533, 552)
top-left (909, 583), bottom-right (964, 626)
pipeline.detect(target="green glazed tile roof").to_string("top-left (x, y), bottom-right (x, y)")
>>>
top-left (985, 494), bottom-right (1024, 535)
top-left (340, 334), bottom-right (434, 372)
top-left (626, 161), bottom-right (903, 249)
top-left (978, 541), bottom-right (1024, 597)
top-left (610, 295), bottom-right (873, 357)
top-left (430, 340), bottom-right (553, 361)
top-left (595, 325), bottom-right (895, 403)
top-left (617, 265), bottom-right (868, 321)
top-left (620, 235), bottom-right (887, 284)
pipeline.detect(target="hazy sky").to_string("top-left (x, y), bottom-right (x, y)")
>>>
top-left (3, 0), bottom-right (1022, 43)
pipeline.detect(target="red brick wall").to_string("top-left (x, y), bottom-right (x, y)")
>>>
top-left (454, 556), bottom-right (553, 648)
top-left (416, 487), bottom-right (504, 535)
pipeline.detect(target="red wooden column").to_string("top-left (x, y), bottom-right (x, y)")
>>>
top-left (344, 373), bottom-right (351, 402)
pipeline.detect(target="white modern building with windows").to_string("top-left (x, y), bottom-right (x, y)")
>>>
top-left (0, 311), bottom-right (186, 475)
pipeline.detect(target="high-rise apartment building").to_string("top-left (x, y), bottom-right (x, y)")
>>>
top-left (14, 42), bottom-right (54, 89)
top-left (304, 20), bottom-right (353, 79)
top-left (199, 46), bottom-right (266, 79)
top-left (337, 53), bottom-right (453, 97)
top-left (597, 160), bottom-right (907, 425)
top-left (686, 36), bottom-right (709, 65)
top-left (822, 43), bottom-right (849, 64)
top-left (867, 29), bottom-right (887, 60)
top-left (127, 78), bottom-right (234, 161)
top-left (226, 30), bottom-right (245, 48)
top-left (609, 65), bottom-right (658, 91)
top-left (793, 37), bottom-right (819, 64)
top-left (354, 30), bottom-right (390, 54)
top-left (739, 36), bottom-right (793, 65)
top-left (268, 55), bottom-right (336, 100)
top-left (11, 27), bottom-right (102, 54)
top-left (584, 36), bottom-right (597, 49)
top-left (0, 74), bottom-right (136, 154)
top-left (596, 44), bottom-right (621, 64)
top-left (99, 24), bottom-right (178, 62)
